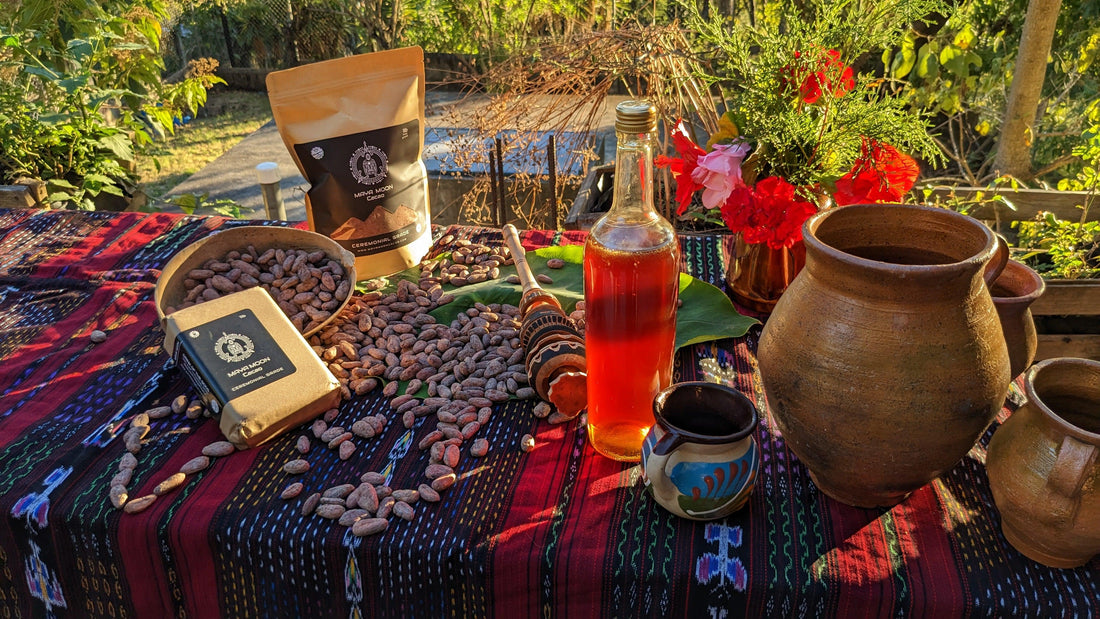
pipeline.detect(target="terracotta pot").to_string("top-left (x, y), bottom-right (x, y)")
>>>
top-left (758, 203), bottom-right (1012, 508)
top-left (726, 236), bottom-right (806, 312)
top-left (986, 358), bottom-right (1100, 568)
top-left (990, 259), bottom-right (1045, 380)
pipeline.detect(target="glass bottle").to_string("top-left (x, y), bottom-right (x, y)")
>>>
top-left (583, 100), bottom-right (680, 462)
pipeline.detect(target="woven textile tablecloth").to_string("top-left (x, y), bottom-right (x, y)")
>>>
top-left (0, 208), bottom-right (1096, 618)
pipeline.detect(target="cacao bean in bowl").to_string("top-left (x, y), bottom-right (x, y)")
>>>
top-left (154, 226), bottom-right (357, 338)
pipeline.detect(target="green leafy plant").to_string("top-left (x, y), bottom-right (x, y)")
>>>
top-left (0, 2), bottom-right (223, 210)
top-left (1014, 211), bottom-right (1100, 279)
top-left (887, 0), bottom-right (1100, 186)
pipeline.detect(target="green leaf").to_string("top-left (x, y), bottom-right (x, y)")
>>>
top-left (674, 275), bottom-right (758, 348)
top-left (23, 65), bottom-right (57, 80)
top-left (952, 24), bottom-right (975, 50)
top-left (891, 31), bottom-right (917, 79)
top-left (939, 45), bottom-right (974, 79)
top-left (98, 183), bottom-right (124, 197)
top-left (95, 133), bottom-right (134, 161)
top-left (2, 36), bottom-right (18, 47)
top-left (421, 244), bottom-right (757, 350)
top-left (58, 75), bottom-right (88, 94)
top-left (47, 178), bottom-right (78, 190)
top-left (82, 173), bottom-right (114, 185)
top-left (112, 42), bottom-right (149, 50)
top-left (915, 43), bottom-right (939, 80)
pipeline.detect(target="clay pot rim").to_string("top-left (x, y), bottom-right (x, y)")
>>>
top-left (804, 203), bottom-right (997, 276)
top-left (990, 259), bottom-right (1046, 305)
top-left (1025, 357), bottom-right (1100, 442)
top-left (652, 382), bottom-right (759, 444)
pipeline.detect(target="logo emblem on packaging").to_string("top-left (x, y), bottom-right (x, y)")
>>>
top-left (214, 332), bottom-right (254, 363)
top-left (349, 143), bottom-right (388, 185)
top-left (311, 146), bottom-right (325, 160)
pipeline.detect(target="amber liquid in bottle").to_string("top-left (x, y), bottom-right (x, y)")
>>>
top-left (584, 101), bottom-right (679, 461)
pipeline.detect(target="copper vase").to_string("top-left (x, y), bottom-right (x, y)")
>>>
top-left (758, 203), bottom-right (1013, 508)
top-left (990, 259), bottom-right (1045, 380)
top-left (726, 236), bottom-right (806, 312)
top-left (986, 358), bottom-right (1100, 568)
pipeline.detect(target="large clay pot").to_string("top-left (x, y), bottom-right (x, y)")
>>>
top-left (758, 203), bottom-right (1012, 508)
top-left (986, 358), bottom-right (1100, 568)
top-left (989, 259), bottom-right (1045, 380)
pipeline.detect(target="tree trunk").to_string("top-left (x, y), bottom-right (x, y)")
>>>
top-left (993, 0), bottom-right (1062, 180)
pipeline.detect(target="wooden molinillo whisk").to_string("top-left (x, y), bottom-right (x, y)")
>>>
top-left (502, 224), bottom-right (587, 419)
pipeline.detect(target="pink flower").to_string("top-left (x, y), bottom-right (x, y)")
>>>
top-left (690, 142), bottom-right (751, 209)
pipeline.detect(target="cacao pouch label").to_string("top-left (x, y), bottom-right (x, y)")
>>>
top-left (267, 46), bottom-right (432, 281)
top-left (293, 120), bottom-right (428, 257)
top-left (173, 309), bottom-right (297, 409)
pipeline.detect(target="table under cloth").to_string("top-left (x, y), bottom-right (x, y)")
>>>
top-left (0, 207), bottom-right (1096, 618)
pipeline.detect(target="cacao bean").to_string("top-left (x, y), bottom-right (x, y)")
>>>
top-left (123, 494), bottom-right (157, 514)
top-left (202, 441), bottom-right (236, 457)
top-left (283, 459), bottom-right (311, 474)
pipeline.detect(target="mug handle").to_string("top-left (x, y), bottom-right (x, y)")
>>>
top-left (643, 430), bottom-right (680, 508)
top-left (652, 430), bottom-right (686, 457)
top-left (1044, 435), bottom-right (1097, 524)
top-left (982, 234), bottom-right (1010, 288)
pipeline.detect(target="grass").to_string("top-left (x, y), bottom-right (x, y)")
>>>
top-left (136, 90), bottom-right (272, 201)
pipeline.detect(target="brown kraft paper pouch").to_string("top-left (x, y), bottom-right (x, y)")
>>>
top-left (267, 46), bottom-right (431, 280)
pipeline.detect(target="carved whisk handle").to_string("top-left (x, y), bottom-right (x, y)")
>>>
top-left (502, 224), bottom-right (586, 418)
top-left (502, 223), bottom-right (561, 317)
top-left (502, 224), bottom-right (538, 293)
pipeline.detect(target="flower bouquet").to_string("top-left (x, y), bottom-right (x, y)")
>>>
top-left (657, 1), bottom-right (944, 310)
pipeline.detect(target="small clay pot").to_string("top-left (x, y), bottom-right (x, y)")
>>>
top-left (990, 259), bottom-right (1045, 380)
top-left (986, 357), bottom-right (1100, 568)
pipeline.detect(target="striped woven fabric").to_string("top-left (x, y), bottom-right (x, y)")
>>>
top-left (0, 208), bottom-right (1096, 617)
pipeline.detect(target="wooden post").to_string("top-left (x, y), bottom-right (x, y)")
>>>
top-left (0, 186), bottom-right (36, 209)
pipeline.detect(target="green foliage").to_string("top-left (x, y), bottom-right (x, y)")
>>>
top-left (163, 192), bottom-right (244, 218)
top-left (683, 0), bottom-right (946, 189)
top-left (887, 0), bottom-right (1100, 185)
top-left (0, 1), bottom-right (222, 210)
top-left (1056, 100), bottom-right (1100, 199)
top-left (1014, 212), bottom-right (1100, 279)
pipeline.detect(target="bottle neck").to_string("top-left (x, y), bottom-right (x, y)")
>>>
top-left (610, 128), bottom-right (658, 222)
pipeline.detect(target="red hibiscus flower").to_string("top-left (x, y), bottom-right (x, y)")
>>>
top-left (834, 139), bottom-right (919, 206)
top-left (720, 176), bottom-right (818, 250)
top-left (655, 122), bottom-right (707, 215)
top-left (782, 49), bottom-right (855, 104)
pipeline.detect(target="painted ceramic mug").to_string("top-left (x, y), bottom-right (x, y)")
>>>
top-left (641, 382), bottom-right (760, 520)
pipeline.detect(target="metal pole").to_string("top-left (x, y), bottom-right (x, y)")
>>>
top-left (547, 134), bottom-right (558, 230)
top-left (488, 150), bottom-right (499, 227)
top-left (495, 137), bottom-right (506, 227)
top-left (256, 162), bottom-right (286, 220)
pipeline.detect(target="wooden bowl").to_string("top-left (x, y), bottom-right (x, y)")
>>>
top-left (154, 226), bottom-right (356, 338)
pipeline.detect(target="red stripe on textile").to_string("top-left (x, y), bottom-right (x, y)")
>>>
top-left (550, 442), bottom-right (621, 618)
top-left (892, 486), bottom-right (965, 617)
top-left (119, 421), bottom-right (261, 616)
top-left (517, 230), bottom-right (586, 252)
top-left (30, 212), bottom-right (181, 280)
top-left (0, 284), bottom-right (155, 450)
top-left (490, 422), bottom-right (575, 618)
top-left (826, 502), bottom-right (896, 617)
